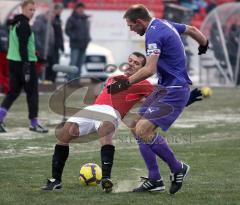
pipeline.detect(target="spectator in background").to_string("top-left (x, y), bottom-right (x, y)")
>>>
top-left (33, 10), bottom-right (55, 83)
top-left (52, 3), bottom-right (64, 82)
top-left (206, 0), bottom-right (217, 13)
top-left (65, 2), bottom-right (91, 85)
top-left (180, 0), bottom-right (207, 13)
top-left (0, 23), bottom-right (9, 94)
top-left (63, 0), bottom-right (72, 8)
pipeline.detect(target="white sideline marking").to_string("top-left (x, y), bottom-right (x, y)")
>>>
top-left (0, 128), bottom-right (54, 140)
top-left (0, 136), bottom-right (239, 159)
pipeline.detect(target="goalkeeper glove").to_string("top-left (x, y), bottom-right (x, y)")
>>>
top-left (198, 40), bottom-right (209, 55)
top-left (107, 75), bottom-right (130, 94)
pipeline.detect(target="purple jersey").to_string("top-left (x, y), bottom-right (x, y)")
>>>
top-left (145, 19), bottom-right (192, 86)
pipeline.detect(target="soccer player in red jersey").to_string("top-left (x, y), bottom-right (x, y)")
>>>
top-left (42, 52), bottom-right (154, 191)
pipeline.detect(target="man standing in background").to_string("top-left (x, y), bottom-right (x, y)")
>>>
top-left (0, 0), bottom-right (48, 133)
top-left (52, 3), bottom-right (64, 83)
top-left (33, 10), bottom-right (55, 83)
top-left (65, 2), bottom-right (91, 85)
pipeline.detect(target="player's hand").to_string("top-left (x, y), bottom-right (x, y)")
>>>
top-left (198, 39), bottom-right (209, 55)
top-left (37, 57), bottom-right (47, 64)
top-left (186, 88), bottom-right (202, 106)
top-left (107, 76), bottom-right (130, 94)
top-left (23, 62), bottom-right (31, 82)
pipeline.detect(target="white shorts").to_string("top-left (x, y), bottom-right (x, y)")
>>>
top-left (67, 104), bottom-right (121, 136)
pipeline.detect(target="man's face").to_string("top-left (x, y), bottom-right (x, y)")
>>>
top-left (124, 54), bottom-right (145, 76)
top-left (76, 7), bottom-right (84, 15)
top-left (126, 18), bottom-right (146, 36)
top-left (22, 3), bottom-right (36, 19)
top-left (55, 8), bottom-right (63, 16)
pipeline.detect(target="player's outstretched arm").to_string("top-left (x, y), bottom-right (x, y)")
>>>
top-left (185, 25), bottom-right (209, 55)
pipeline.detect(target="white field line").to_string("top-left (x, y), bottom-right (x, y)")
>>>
top-left (0, 128), bottom-right (54, 140)
top-left (0, 136), bottom-right (239, 159)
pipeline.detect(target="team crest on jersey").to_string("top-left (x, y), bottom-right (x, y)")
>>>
top-left (147, 48), bottom-right (161, 56)
top-left (148, 43), bottom-right (157, 50)
top-left (147, 43), bottom-right (160, 56)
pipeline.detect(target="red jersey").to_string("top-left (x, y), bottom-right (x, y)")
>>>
top-left (94, 76), bottom-right (154, 118)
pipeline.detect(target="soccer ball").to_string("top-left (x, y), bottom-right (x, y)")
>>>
top-left (201, 86), bottom-right (213, 98)
top-left (79, 163), bottom-right (102, 186)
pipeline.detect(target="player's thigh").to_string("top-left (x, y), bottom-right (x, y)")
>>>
top-left (57, 122), bottom-right (79, 144)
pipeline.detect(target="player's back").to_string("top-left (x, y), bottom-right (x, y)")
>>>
top-left (146, 19), bottom-right (192, 86)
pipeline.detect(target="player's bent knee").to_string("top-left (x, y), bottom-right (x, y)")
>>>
top-left (68, 123), bottom-right (80, 137)
top-left (135, 121), bottom-right (155, 141)
top-left (135, 126), bottom-right (149, 139)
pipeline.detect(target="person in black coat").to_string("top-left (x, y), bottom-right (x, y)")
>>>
top-left (51, 3), bottom-right (64, 82)
top-left (65, 2), bottom-right (91, 84)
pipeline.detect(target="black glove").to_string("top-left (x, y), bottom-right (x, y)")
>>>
top-left (107, 76), bottom-right (130, 94)
top-left (35, 51), bottom-right (47, 64)
top-left (37, 56), bottom-right (47, 64)
top-left (186, 88), bottom-right (202, 106)
top-left (198, 40), bottom-right (209, 55)
top-left (23, 62), bottom-right (31, 82)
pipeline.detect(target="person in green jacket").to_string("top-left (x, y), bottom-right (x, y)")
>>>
top-left (0, 0), bottom-right (48, 133)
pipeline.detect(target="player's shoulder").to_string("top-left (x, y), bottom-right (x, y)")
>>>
top-left (146, 19), bottom-right (166, 40)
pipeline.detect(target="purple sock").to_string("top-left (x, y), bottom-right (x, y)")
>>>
top-left (30, 118), bottom-right (39, 127)
top-left (0, 107), bottom-right (8, 122)
top-left (150, 134), bottom-right (182, 173)
top-left (137, 137), bottom-right (161, 181)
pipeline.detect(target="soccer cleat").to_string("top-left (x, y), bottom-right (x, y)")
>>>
top-left (101, 178), bottom-right (113, 193)
top-left (0, 122), bottom-right (7, 133)
top-left (169, 162), bottom-right (190, 194)
top-left (29, 124), bottom-right (48, 133)
top-left (42, 178), bottom-right (62, 191)
top-left (133, 176), bottom-right (165, 192)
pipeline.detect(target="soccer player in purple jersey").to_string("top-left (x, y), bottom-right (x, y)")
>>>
top-left (107, 4), bottom-right (208, 194)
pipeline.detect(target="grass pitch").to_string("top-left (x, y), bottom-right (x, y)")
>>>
top-left (0, 87), bottom-right (240, 205)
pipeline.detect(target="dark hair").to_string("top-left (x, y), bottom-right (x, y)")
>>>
top-left (123, 4), bottom-right (151, 22)
top-left (54, 3), bottom-right (63, 10)
top-left (132, 51), bottom-right (146, 66)
top-left (21, 0), bottom-right (35, 8)
top-left (75, 2), bottom-right (85, 10)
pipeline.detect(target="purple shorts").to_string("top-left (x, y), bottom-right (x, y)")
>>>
top-left (138, 85), bottom-right (190, 131)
